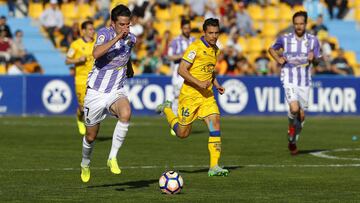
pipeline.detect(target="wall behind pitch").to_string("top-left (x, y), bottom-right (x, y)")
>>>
top-left (0, 75), bottom-right (359, 116)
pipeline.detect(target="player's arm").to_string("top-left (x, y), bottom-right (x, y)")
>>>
top-left (212, 77), bottom-right (225, 95)
top-left (65, 46), bottom-right (86, 65)
top-left (178, 60), bottom-right (210, 89)
top-left (93, 29), bottom-right (128, 59)
top-left (268, 36), bottom-right (286, 65)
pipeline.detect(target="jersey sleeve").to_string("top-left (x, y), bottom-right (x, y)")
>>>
top-left (66, 42), bottom-right (77, 58)
top-left (312, 37), bottom-right (321, 58)
top-left (182, 43), bottom-right (197, 64)
top-left (271, 36), bottom-right (284, 50)
top-left (95, 28), bottom-right (110, 47)
top-left (168, 39), bottom-right (177, 56)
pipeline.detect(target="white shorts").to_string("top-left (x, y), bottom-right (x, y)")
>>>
top-left (171, 64), bottom-right (184, 99)
top-left (284, 85), bottom-right (310, 110)
top-left (83, 87), bottom-right (128, 126)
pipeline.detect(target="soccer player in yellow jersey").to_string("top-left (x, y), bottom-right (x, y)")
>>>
top-left (156, 18), bottom-right (229, 176)
top-left (66, 20), bottom-right (95, 136)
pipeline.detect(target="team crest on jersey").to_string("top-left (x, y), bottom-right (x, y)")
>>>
top-left (97, 35), bottom-right (105, 44)
top-left (187, 51), bottom-right (196, 60)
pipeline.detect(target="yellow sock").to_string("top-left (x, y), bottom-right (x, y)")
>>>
top-left (164, 107), bottom-right (178, 129)
top-left (208, 137), bottom-right (221, 168)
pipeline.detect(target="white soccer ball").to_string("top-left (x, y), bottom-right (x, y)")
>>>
top-left (159, 171), bottom-right (184, 194)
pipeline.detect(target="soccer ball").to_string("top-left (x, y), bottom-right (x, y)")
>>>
top-left (159, 171), bottom-right (183, 194)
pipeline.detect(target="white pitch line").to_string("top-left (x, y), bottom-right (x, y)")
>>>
top-left (310, 148), bottom-right (360, 161)
top-left (2, 163), bottom-right (360, 172)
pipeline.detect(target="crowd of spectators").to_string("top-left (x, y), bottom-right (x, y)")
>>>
top-left (1, 0), bottom-right (356, 76)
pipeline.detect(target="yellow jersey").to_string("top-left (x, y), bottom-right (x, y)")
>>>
top-left (181, 36), bottom-right (220, 97)
top-left (67, 37), bottom-right (95, 85)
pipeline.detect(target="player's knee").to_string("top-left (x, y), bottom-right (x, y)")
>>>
top-left (177, 131), bottom-right (190, 139)
top-left (85, 134), bottom-right (96, 143)
top-left (290, 107), bottom-right (299, 115)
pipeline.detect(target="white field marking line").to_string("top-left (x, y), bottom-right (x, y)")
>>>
top-left (0, 121), bottom-right (155, 127)
top-left (310, 148), bottom-right (360, 161)
top-left (2, 163), bottom-right (360, 172)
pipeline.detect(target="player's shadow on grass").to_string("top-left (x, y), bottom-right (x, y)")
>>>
top-left (88, 179), bottom-right (158, 191)
top-left (96, 136), bottom-right (113, 142)
top-left (297, 149), bottom-right (328, 155)
top-left (178, 165), bottom-right (242, 174)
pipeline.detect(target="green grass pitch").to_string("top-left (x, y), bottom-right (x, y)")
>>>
top-left (0, 116), bottom-right (359, 202)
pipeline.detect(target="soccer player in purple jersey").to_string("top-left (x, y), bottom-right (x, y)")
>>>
top-left (80, 4), bottom-right (136, 183)
top-left (167, 18), bottom-right (195, 135)
top-left (268, 11), bottom-right (321, 155)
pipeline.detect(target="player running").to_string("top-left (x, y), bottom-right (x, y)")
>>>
top-left (268, 11), bottom-right (321, 155)
top-left (157, 18), bottom-right (229, 177)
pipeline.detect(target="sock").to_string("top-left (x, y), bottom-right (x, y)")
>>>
top-left (164, 107), bottom-right (179, 133)
top-left (287, 112), bottom-right (297, 125)
top-left (81, 136), bottom-right (94, 167)
top-left (108, 121), bottom-right (129, 160)
top-left (208, 131), bottom-right (221, 168)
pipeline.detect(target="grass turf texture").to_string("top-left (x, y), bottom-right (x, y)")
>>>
top-left (0, 116), bottom-right (359, 202)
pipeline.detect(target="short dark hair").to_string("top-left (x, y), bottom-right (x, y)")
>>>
top-left (181, 18), bottom-right (190, 27)
top-left (203, 18), bottom-right (219, 32)
top-left (111, 4), bottom-right (131, 22)
top-left (81, 20), bottom-right (93, 30)
top-left (293, 11), bottom-right (308, 24)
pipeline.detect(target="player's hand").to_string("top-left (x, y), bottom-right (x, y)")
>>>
top-left (308, 51), bottom-right (314, 62)
top-left (217, 86), bottom-right (225, 95)
top-left (277, 56), bottom-right (286, 65)
top-left (217, 87), bottom-right (225, 95)
top-left (79, 56), bottom-right (86, 63)
top-left (197, 80), bottom-right (211, 89)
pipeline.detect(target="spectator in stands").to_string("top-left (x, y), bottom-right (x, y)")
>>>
top-left (0, 30), bottom-right (12, 64)
top-left (7, 0), bottom-right (28, 17)
top-left (280, 0), bottom-right (303, 7)
top-left (331, 48), bottom-right (353, 75)
top-left (0, 16), bottom-right (12, 39)
top-left (233, 54), bottom-right (256, 76)
top-left (220, 1), bottom-right (237, 34)
top-left (325, 0), bottom-right (348, 19)
top-left (314, 30), bottom-right (334, 75)
top-left (64, 22), bottom-right (81, 48)
top-left (187, 0), bottom-right (213, 18)
top-left (304, 0), bottom-right (329, 21)
top-left (39, 0), bottom-right (71, 47)
top-left (140, 48), bottom-right (161, 74)
top-left (225, 31), bottom-right (242, 53)
top-left (254, 50), bottom-right (277, 76)
top-left (311, 15), bottom-right (328, 35)
top-left (11, 30), bottom-right (37, 63)
top-left (142, 20), bottom-right (158, 54)
top-left (223, 45), bottom-right (238, 74)
top-left (215, 51), bottom-right (228, 75)
top-left (7, 57), bottom-right (24, 75)
top-left (235, 2), bottom-right (255, 36)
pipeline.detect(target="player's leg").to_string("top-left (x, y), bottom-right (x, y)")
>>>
top-left (287, 101), bottom-right (300, 155)
top-left (156, 93), bottom-right (197, 139)
top-left (170, 72), bottom-right (184, 136)
top-left (284, 86), bottom-right (301, 155)
top-left (295, 86), bottom-right (310, 142)
top-left (75, 84), bottom-right (86, 136)
top-left (203, 114), bottom-right (228, 176)
top-left (81, 124), bottom-right (100, 183)
top-left (80, 88), bottom-right (106, 182)
top-left (107, 96), bottom-right (131, 175)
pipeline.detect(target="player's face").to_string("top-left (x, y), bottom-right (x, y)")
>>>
top-left (181, 24), bottom-right (191, 38)
top-left (204, 25), bottom-right (219, 47)
top-left (112, 16), bottom-right (130, 38)
top-left (293, 16), bottom-right (306, 37)
top-left (84, 24), bottom-right (95, 39)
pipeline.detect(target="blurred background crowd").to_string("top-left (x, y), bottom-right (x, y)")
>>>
top-left (0, 0), bottom-right (359, 77)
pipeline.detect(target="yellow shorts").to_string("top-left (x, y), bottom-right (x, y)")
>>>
top-left (75, 84), bottom-right (87, 108)
top-left (177, 94), bottom-right (220, 125)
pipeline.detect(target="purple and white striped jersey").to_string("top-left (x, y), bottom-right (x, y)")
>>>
top-left (272, 32), bottom-right (321, 87)
top-left (87, 27), bottom-right (136, 93)
top-left (168, 35), bottom-right (195, 64)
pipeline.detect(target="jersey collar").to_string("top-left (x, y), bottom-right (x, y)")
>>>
top-left (200, 36), bottom-right (210, 48)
